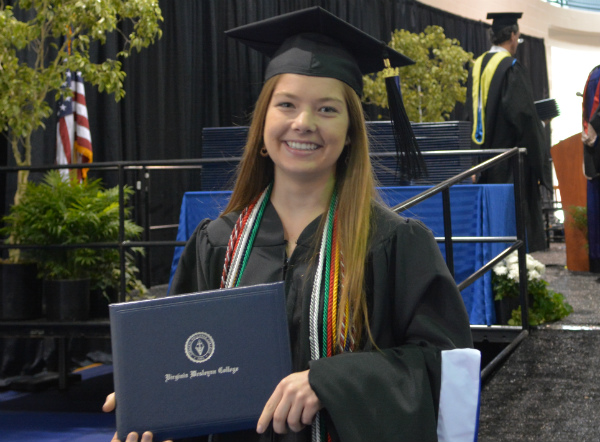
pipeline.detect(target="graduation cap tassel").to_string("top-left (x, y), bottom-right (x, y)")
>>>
top-left (383, 59), bottom-right (427, 182)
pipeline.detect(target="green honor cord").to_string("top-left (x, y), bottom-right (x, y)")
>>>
top-left (235, 183), bottom-right (273, 287)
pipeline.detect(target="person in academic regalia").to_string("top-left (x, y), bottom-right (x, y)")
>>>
top-left (103, 7), bottom-right (478, 442)
top-left (466, 12), bottom-right (552, 252)
top-left (582, 64), bottom-right (600, 273)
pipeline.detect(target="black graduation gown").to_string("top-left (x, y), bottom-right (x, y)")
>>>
top-left (466, 54), bottom-right (552, 252)
top-left (170, 201), bottom-right (473, 442)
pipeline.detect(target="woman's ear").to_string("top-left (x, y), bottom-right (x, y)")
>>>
top-left (345, 136), bottom-right (351, 146)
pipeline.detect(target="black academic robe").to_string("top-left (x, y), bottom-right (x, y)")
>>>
top-left (466, 53), bottom-right (552, 252)
top-left (170, 201), bottom-right (473, 442)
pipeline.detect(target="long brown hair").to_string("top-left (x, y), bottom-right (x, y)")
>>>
top-left (222, 74), bottom-right (377, 348)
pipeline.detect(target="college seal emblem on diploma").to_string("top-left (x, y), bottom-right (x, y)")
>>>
top-left (185, 332), bottom-right (215, 363)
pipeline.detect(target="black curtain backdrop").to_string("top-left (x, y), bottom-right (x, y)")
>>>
top-left (1, 0), bottom-right (549, 286)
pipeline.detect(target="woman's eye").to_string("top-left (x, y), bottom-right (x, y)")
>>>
top-left (320, 106), bottom-right (339, 114)
top-left (276, 102), bottom-right (294, 109)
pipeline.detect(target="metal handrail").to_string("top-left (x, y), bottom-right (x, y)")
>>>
top-left (391, 148), bottom-right (522, 213)
top-left (1, 148), bottom-right (531, 327)
top-left (391, 146), bottom-right (531, 332)
top-left (457, 242), bottom-right (523, 292)
top-left (480, 329), bottom-right (529, 382)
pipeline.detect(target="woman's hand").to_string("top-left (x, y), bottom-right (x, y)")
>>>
top-left (108, 431), bottom-right (155, 442)
top-left (256, 370), bottom-right (322, 434)
top-left (102, 392), bottom-right (172, 442)
top-left (102, 392), bottom-right (117, 413)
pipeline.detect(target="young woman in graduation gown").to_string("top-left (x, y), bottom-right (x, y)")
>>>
top-left (104, 7), bottom-right (476, 442)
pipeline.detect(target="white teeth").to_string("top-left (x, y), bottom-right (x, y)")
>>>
top-left (287, 141), bottom-right (318, 151)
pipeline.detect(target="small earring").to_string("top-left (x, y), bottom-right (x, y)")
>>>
top-left (260, 146), bottom-right (269, 157)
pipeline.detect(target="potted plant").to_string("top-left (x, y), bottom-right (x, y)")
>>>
top-left (492, 251), bottom-right (573, 326)
top-left (1, 171), bottom-right (146, 320)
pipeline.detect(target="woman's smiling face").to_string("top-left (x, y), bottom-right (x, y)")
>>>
top-left (263, 73), bottom-right (350, 183)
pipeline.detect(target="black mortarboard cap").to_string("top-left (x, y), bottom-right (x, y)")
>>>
top-left (487, 12), bottom-right (522, 34)
top-left (226, 6), bottom-right (426, 180)
top-left (225, 6), bottom-right (414, 96)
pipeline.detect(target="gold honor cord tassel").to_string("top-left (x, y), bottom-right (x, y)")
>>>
top-left (383, 58), bottom-right (397, 78)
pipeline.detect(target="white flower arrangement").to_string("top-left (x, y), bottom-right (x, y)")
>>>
top-left (492, 251), bottom-right (546, 283)
top-left (491, 250), bottom-right (572, 326)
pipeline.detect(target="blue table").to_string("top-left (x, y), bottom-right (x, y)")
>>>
top-left (169, 185), bottom-right (516, 325)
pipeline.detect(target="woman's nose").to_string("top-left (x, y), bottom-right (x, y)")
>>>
top-left (292, 109), bottom-right (316, 132)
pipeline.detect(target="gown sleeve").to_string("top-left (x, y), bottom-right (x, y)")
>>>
top-left (170, 216), bottom-right (233, 295)
top-left (169, 219), bottom-right (210, 295)
top-left (501, 62), bottom-right (552, 190)
top-left (308, 215), bottom-right (475, 442)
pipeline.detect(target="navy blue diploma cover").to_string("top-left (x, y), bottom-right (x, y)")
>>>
top-left (109, 282), bottom-right (291, 441)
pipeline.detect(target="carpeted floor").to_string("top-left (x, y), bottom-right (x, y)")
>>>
top-left (0, 411), bottom-right (115, 442)
top-left (478, 242), bottom-right (600, 441)
top-left (0, 364), bottom-right (116, 441)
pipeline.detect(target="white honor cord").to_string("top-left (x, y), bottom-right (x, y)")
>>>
top-left (225, 189), bottom-right (267, 288)
top-left (308, 214), bottom-right (330, 442)
top-left (308, 223), bottom-right (328, 361)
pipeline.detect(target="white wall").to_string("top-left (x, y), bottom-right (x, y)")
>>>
top-left (418, 0), bottom-right (600, 145)
top-left (550, 47), bottom-right (599, 146)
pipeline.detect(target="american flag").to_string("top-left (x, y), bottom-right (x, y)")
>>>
top-left (56, 69), bottom-right (93, 181)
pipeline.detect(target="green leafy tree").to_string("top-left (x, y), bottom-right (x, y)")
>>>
top-left (363, 25), bottom-right (473, 122)
top-left (0, 0), bottom-right (163, 205)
